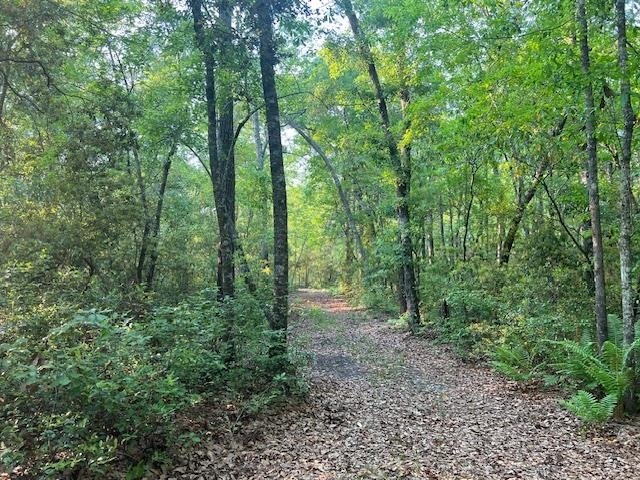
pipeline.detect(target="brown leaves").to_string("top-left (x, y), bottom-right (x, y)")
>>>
top-left (163, 290), bottom-right (640, 480)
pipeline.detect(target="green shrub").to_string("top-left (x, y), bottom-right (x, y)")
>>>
top-left (0, 290), bottom-right (308, 478)
top-left (0, 309), bottom-right (198, 477)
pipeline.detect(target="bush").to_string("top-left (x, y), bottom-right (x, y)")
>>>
top-left (0, 309), bottom-right (198, 477)
top-left (0, 290), bottom-right (308, 478)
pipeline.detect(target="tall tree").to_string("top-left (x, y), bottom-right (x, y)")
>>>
top-left (189, 0), bottom-right (236, 299)
top-left (576, 0), bottom-right (607, 350)
top-left (616, 0), bottom-right (635, 350)
top-left (337, 0), bottom-right (420, 332)
top-left (256, 0), bottom-right (289, 343)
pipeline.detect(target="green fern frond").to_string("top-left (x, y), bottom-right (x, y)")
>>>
top-left (601, 341), bottom-right (623, 372)
top-left (559, 391), bottom-right (617, 424)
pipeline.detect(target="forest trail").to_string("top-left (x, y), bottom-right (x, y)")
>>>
top-left (168, 290), bottom-right (640, 480)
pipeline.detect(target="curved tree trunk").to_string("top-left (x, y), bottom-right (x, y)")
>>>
top-left (288, 121), bottom-right (366, 262)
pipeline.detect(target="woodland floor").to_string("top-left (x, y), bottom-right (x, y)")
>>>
top-left (163, 289), bottom-right (640, 480)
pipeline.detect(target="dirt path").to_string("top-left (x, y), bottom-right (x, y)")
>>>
top-left (167, 289), bottom-right (640, 479)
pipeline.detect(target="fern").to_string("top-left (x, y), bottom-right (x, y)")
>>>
top-left (607, 314), bottom-right (623, 347)
top-left (491, 344), bottom-right (540, 381)
top-left (559, 391), bottom-right (618, 424)
top-left (551, 338), bottom-right (640, 423)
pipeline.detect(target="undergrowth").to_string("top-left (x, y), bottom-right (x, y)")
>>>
top-left (0, 289), bottom-right (307, 478)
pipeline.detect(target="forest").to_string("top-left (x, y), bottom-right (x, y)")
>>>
top-left (2, 0), bottom-right (640, 478)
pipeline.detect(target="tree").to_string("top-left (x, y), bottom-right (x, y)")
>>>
top-left (189, 0), bottom-right (236, 299)
top-left (576, 0), bottom-right (607, 351)
top-left (615, 0), bottom-right (634, 350)
top-left (337, 0), bottom-right (420, 332)
top-left (256, 0), bottom-right (289, 343)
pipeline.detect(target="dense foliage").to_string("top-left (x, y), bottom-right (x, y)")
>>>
top-left (3, 0), bottom-right (640, 477)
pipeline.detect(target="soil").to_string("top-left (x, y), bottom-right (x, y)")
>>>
top-left (161, 289), bottom-right (640, 480)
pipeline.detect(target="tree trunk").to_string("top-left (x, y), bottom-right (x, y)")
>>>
top-left (577, 0), bottom-right (608, 351)
top-left (438, 197), bottom-right (446, 254)
top-left (462, 163), bottom-right (477, 262)
top-left (145, 144), bottom-right (177, 290)
top-left (426, 211), bottom-right (435, 264)
top-left (133, 143), bottom-right (151, 285)
top-left (217, 0), bottom-right (236, 298)
top-left (252, 108), bottom-right (266, 171)
top-left (499, 116), bottom-right (566, 265)
top-left (616, 0), bottom-right (635, 350)
top-left (340, 0), bottom-right (420, 331)
top-left (499, 157), bottom-right (549, 265)
top-left (257, 0), bottom-right (289, 341)
top-left (616, 0), bottom-right (636, 414)
top-left (190, 0), bottom-right (235, 299)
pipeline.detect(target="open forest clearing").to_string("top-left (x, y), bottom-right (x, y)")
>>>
top-left (4, 0), bottom-right (640, 478)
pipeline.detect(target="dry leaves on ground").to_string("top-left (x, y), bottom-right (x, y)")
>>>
top-left (162, 290), bottom-right (640, 480)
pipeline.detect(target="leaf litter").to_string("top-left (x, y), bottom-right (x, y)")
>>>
top-left (162, 289), bottom-right (640, 480)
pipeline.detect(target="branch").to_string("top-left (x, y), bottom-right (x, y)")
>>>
top-left (0, 57), bottom-right (53, 86)
top-left (182, 140), bottom-right (212, 180)
top-left (542, 179), bottom-right (591, 264)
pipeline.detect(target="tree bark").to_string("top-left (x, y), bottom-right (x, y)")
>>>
top-left (257, 0), bottom-right (289, 340)
top-left (190, 0), bottom-right (235, 299)
top-left (577, 0), bottom-right (608, 351)
top-left (616, 0), bottom-right (636, 414)
top-left (133, 143), bottom-right (151, 285)
top-left (217, 0), bottom-right (236, 298)
top-left (616, 0), bottom-right (635, 350)
top-left (339, 0), bottom-right (420, 331)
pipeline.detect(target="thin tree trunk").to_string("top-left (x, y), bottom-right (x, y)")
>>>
top-left (426, 211), bottom-right (435, 263)
top-left (463, 163), bottom-right (477, 262)
top-left (339, 0), bottom-right (420, 331)
top-left (257, 0), bottom-right (289, 341)
top-left (500, 116), bottom-right (566, 265)
top-left (133, 144), bottom-right (151, 285)
top-left (577, 0), bottom-right (607, 351)
top-left (496, 219), bottom-right (504, 264)
top-left (145, 144), bottom-right (177, 290)
top-left (289, 121), bottom-right (366, 262)
top-left (616, 0), bottom-right (635, 350)
top-left (252, 109), bottom-right (265, 171)
top-left (500, 157), bottom-right (549, 265)
top-left (438, 197), bottom-right (446, 254)
top-left (0, 69), bottom-right (8, 124)
top-left (251, 106), bottom-right (270, 266)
